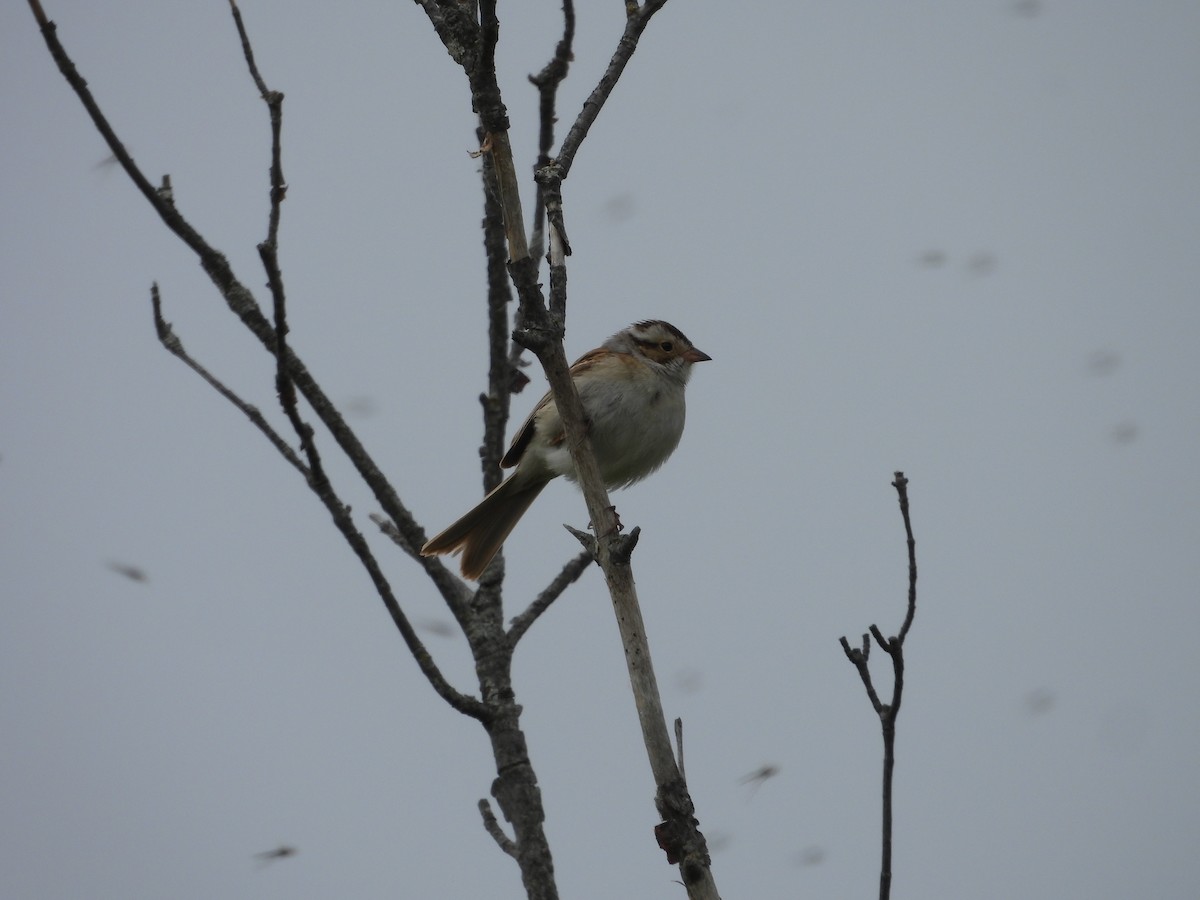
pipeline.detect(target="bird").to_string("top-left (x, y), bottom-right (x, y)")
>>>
top-left (421, 320), bottom-right (710, 579)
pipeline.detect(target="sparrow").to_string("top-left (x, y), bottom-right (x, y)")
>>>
top-left (421, 320), bottom-right (709, 579)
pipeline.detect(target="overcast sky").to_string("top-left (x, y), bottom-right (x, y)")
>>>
top-left (3, 2), bottom-right (1199, 898)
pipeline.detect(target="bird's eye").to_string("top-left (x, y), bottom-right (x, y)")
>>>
top-left (660, 341), bottom-right (673, 352)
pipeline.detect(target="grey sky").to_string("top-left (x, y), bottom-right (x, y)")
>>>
top-left (3, 2), bottom-right (1199, 898)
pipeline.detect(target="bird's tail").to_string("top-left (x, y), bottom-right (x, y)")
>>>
top-left (421, 474), bottom-right (547, 579)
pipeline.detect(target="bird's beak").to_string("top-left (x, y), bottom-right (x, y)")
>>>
top-left (684, 347), bottom-right (712, 363)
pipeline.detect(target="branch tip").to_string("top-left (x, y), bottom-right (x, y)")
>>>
top-left (478, 799), bottom-right (518, 859)
top-left (28, 0), bottom-right (48, 27)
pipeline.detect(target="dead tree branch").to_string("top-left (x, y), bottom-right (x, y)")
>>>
top-left (839, 471), bottom-right (919, 900)
top-left (527, 0), bottom-right (575, 263)
top-left (152, 283), bottom-right (486, 721)
top-left (151, 284), bottom-right (307, 478)
top-left (36, 0), bottom-right (713, 895)
top-left (507, 550), bottom-right (593, 646)
top-left (29, 0), bottom-right (486, 717)
top-left (479, 799), bottom-right (519, 859)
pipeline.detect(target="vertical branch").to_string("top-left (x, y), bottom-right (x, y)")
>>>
top-left (546, 1), bottom-right (669, 183)
top-left (530, 0), bottom-right (667, 315)
top-left (482, 130), bottom-right (528, 261)
top-left (479, 148), bottom-right (519, 489)
top-left (229, 1), bottom-right (287, 247)
top-left (229, 0), bottom-right (302, 486)
top-left (507, 2), bottom-right (720, 895)
top-left (534, 170), bottom-right (572, 324)
top-left (839, 472), bottom-right (919, 900)
top-left (474, 0), bottom-right (528, 262)
top-left (527, 0), bottom-right (576, 262)
top-left (895, 476), bottom-right (918, 643)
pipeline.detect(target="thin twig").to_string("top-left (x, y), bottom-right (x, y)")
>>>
top-left (229, 1), bottom-right (287, 250)
top-left (674, 718), bottom-right (685, 782)
top-left (507, 550), bottom-right (593, 646)
top-left (838, 632), bottom-right (884, 715)
top-left (30, 3), bottom-right (471, 622)
top-left (478, 799), bottom-right (519, 859)
top-left (154, 279), bottom-right (486, 721)
top-left (229, 1), bottom-right (268, 96)
top-left (544, 1), bottom-right (670, 184)
top-left (894, 473), bottom-right (918, 642)
top-left (528, 0), bottom-right (669, 315)
top-left (35, 2), bottom-right (483, 721)
top-left (838, 471), bottom-right (919, 900)
top-left (232, 7), bottom-right (488, 723)
top-left (527, 0), bottom-right (669, 285)
top-left (151, 284), bottom-right (308, 477)
top-left (527, 0), bottom-right (575, 262)
top-left (29, 5), bottom-right (234, 263)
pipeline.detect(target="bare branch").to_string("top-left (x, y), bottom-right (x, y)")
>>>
top-left (545, 0), bottom-right (670, 184)
top-left (228, 0), bottom-right (269, 97)
top-left (29, 7), bottom-right (235, 264)
top-left (838, 471), bottom-right (920, 900)
top-left (416, 2), bottom-right (530, 265)
top-left (281, 450), bottom-right (488, 717)
top-left (674, 718), bottom-right (685, 782)
top-left (34, 4), bottom-right (488, 720)
top-left (151, 284), bottom-right (309, 478)
top-left (156, 282), bottom-right (488, 722)
top-left (507, 550), bottom-right (593, 646)
top-left (228, 0), bottom-right (287, 246)
top-left (412, 0), bottom-right (482, 72)
top-left (479, 148), bottom-right (519, 488)
top-left (42, 0), bottom-right (714, 893)
top-left (261, 255), bottom-right (316, 486)
top-left (31, 4), bottom-right (473, 620)
top-left (478, 799), bottom-right (519, 859)
top-left (526, 0), bottom-right (669, 316)
top-left (526, 0), bottom-right (669, 281)
top-left (235, 8), bottom-right (489, 723)
top-left (893, 472), bottom-right (918, 643)
top-left (527, 0), bottom-right (576, 261)
top-left (838, 633), bottom-right (884, 715)
top-left (371, 512), bottom-right (438, 564)
top-left (499, 4), bottom-right (718, 892)
top-left (473, 1), bottom-right (528, 262)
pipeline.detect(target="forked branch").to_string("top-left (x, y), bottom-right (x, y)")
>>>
top-left (28, 0), bottom-right (484, 718)
top-left (839, 471), bottom-right (919, 900)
